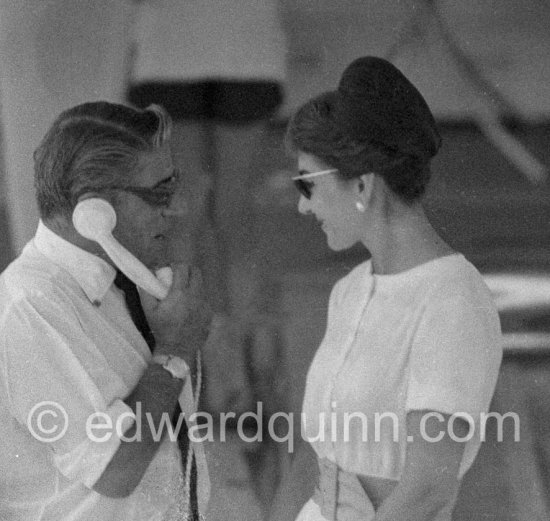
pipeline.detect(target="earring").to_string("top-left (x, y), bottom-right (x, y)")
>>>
top-left (355, 201), bottom-right (366, 213)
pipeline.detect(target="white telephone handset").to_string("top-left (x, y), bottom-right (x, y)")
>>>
top-left (72, 197), bottom-right (209, 512)
top-left (72, 198), bottom-right (172, 299)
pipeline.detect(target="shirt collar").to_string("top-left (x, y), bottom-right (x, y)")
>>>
top-left (33, 220), bottom-right (116, 304)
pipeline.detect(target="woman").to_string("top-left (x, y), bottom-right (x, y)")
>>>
top-left (270, 57), bottom-right (502, 521)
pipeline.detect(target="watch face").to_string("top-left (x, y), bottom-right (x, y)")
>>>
top-left (165, 356), bottom-right (190, 380)
top-left (152, 354), bottom-right (188, 379)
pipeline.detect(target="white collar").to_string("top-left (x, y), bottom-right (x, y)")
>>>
top-left (33, 220), bottom-right (116, 304)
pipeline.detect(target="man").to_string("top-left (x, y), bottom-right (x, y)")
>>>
top-left (0, 101), bottom-right (211, 520)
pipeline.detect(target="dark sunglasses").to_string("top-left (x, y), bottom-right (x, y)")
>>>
top-left (111, 169), bottom-right (181, 208)
top-left (291, 169), bottom-right (339, 199)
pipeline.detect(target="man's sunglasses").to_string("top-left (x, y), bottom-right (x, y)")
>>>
top-left (110, 169), bottom-right (181, 208)
top-left (291, 169), bottom-right (339, 199)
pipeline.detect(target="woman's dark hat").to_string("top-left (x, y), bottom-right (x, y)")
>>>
top-left (332, 56), bottom-right (441, 159)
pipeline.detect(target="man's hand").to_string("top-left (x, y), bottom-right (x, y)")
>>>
top-left (139, 264), bottom-right (213, 366)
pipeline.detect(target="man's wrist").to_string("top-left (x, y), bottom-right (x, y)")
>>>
top-left (151, 353), bottom-right (190, 380)
top-left (155, 342), bottom-right (196, 370)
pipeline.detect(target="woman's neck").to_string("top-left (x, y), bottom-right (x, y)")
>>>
top-left (361, 202), bottom-right (454, 276)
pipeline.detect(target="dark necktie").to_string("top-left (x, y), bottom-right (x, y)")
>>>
top-left (114, 271), bottom-right (199, 519)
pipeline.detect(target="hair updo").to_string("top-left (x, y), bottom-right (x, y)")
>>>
top-left (286, 56), bottom-right (441, 203)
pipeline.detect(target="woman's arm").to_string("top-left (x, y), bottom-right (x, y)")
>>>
top-left (373, 410), bottom-right (468, 521)
top-left (268, 437), bottom-right (319, 521)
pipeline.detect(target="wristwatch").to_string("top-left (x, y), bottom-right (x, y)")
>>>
top-left (152, 354), bottom-right (190, 380)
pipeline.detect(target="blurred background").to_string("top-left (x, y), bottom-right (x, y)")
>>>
top-left (1, 1), bottom-right (550, 520)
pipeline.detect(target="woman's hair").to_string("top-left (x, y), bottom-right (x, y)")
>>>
top-left (34, 101), bottom-right (172, 219)
top-left (286, 57), bottom-right (442, 203)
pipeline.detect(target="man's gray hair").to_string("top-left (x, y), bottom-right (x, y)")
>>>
top-left (34, 101), bottom-right (172, 219)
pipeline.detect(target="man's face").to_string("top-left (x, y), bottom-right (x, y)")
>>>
top-left (112, 145), bottom-right (187, 270)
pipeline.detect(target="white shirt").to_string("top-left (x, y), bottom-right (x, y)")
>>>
top-left (302, 254), bottom-right (503, 480)
top-left (0, 222), bottom-right (183, 521)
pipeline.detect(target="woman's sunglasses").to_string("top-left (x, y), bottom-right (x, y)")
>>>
top-left (291, 169), bottom-right (339, 199)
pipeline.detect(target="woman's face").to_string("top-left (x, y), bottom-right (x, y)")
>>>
top-left (296, 152), bottom-right (364, 251)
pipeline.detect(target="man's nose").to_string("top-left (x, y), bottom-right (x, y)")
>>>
top-left (162, 192), bottom-right (188, 218)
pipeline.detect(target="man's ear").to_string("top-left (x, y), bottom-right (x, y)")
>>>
top-left (76, 191), bottom-right (101, 204)
top-left (72, 192), bottom-right (115, 239)
top-left (73, 192), bottom-right (114, 221)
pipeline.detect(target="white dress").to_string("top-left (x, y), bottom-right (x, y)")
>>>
top-left (297, 255), bottom-right (503, 521)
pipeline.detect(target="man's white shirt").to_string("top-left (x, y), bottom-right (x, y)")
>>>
top-left (0, 221), bottom-right (184, 521)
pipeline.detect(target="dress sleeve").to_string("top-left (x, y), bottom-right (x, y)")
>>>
top-left (405, 294), bottom-right (502, 418)
top-left (0, 293), bottom-right (135, 489)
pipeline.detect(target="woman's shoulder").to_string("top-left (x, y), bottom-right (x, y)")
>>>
top-left (418, 256), bottom-right (501, 340)
top-left (427, 254), bottom-right (493, 304)
top-left (412, 256), bottom-right (502, 367)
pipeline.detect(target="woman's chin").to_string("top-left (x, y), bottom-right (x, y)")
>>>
top-left (324, 228), bottom-right (359, 251)
top-left (325, 234), bottom-right (351, 252)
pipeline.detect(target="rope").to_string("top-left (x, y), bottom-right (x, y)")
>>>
top-left (181, 350), bottom-right (202, 519)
